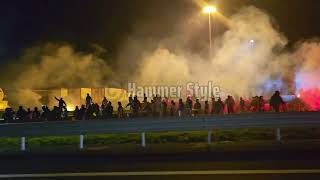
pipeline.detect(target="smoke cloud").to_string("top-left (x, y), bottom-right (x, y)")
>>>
top-left (2, 5), bottom-right (320, 110)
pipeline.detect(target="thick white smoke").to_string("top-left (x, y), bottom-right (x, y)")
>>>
top-left (7, 43), bottom-right (113, 108)
top-left (134, 6), bottom-right (289, 97)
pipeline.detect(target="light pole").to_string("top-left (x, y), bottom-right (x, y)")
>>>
top-left (203, 6), bottom-right (217, 57)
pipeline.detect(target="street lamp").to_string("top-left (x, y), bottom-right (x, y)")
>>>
top-left (203, 6), bottom-right (217, 57)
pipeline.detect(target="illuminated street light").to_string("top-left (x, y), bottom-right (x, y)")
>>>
top-left (202, 5), bottom-right (217, 57)
top-left (203, 6), bottom-right (217, 14)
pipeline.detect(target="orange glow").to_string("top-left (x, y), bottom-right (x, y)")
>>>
top-left (203, 6), bottom-right (217, 14)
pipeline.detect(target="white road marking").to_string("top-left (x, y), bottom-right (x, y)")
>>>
top-left (1, 169), bottom-right (320, 178)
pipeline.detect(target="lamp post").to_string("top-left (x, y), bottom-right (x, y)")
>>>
top-left (203, 6), bottom-right (217, 57)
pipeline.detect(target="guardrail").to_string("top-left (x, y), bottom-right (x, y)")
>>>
top-left (0, 112), bottom-right (319, 151)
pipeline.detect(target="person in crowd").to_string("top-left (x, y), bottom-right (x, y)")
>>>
top-left (250, 96), bottom-right (259, 112)
top-left (185, 96), bottom-right (192, 116)
top-left (2, 108), bottom-right (14, 123)
top-left (170, 100), bottom-right (176, 116)
top-left (62, 108), bottom-right (68, 120)
top-left (259, 96), bottom-right (265, 112)
top-left (86, 104), bottom-right (94, 120)
top-left (93, 103), bottom-right (100, 118)
top-left (239, 97), bottom-right (246, 112)
top-left (74, 106), bottom-right (80, 120)
top-left (215, 97), bottom-right (224, 115)
top-left (79, 105), bottom-right (86, 120)
top-left (194, 99), bottom-right (202, 116)
top-left (211, 97), bottom-right (215, 115)
top-left (32, 107), bottom-right (40, 121)
top-left (40, 106), bottom-right (50, 121)
top-left (117, 102), bottom-right (124, 119)
top-left (270, 91), bottom-right (285, 112)
top-left (102, 97), bottom-right (108, 107)
top-left (178, 99), bottom-right (184, 117)
top-left (125, 95), bottom-right (133, 111)
top-left (55, 97), bottom-right (67, 111)
top-left (151, 99), bottom-right (157, 117)
top-left (160, 99), bottom-right (167, 117)
top-left (204, 100), bottom-right (209, 114)
top-left (106, 101), bottom-right (114, 118)
top-left (225, 96), bottom-right (235, 114)
top-left (26, 108), bottom-right (33, 121)
top-left (16, 106), bottom-right (27, 121)
top-left (156, 96), bottom-right (161, 117)
top-left (85, 93), bottom-right (93, 108)
top-left (142, 96), bottom-right (150, 116)
top-left (52, 106), bottom-right (61, 121)
top-left (132, 96), bottom-right (141, 117)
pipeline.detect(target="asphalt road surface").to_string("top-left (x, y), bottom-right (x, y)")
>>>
top-left (1, 148), bottom-right (320, 179)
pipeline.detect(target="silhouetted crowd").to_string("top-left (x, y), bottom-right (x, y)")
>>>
top-left (1, 91), bottom-right (294, 123)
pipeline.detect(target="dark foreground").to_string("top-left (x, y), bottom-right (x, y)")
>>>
top-left (1, 148), bottom-right (320, 179)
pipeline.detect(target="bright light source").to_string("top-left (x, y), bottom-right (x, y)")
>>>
top-left (67, 105), bottom-right (75, 111)
top-left (297, 93), bottom-right (301, 98)
top-left (250, 39), bottom-right (255, 43)
top-left (203, 6), bottom-right (217, 14)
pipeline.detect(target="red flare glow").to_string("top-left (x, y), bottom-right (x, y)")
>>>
top-left (298, 89), bottom-right (320, 111)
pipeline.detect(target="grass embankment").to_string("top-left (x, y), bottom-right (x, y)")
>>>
top-left (0, 128), bottom-right (320, 154)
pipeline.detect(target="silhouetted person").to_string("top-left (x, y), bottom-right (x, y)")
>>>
top-left (211, 97), bottom-right (215, 114)
top-left (93, 103), bottom-right (100, 118)
top-left (170, 100), bottom-right (176, 116)
top-left (40, 106), bottom-right (50, 121)
top-left (239, 97), bottom-right (246, 112)
top-left (62, 108), bottom-right (68, 120)
top-left (55, 97), bottom-right (66, 110)
top-left (214, 98), bottom-right (224, 115)
top-left (16, 106), bottom-right (27, 121)
top-left (86, 104), bottom-right (94, 119)
top-left (117, 102), bottom-right (124, 119)
top-left (52, 106), bottom-right (61, 121)
top-left (225, 96), bottom-right (235, 114)
top-left (2, 108), bottom-right (14, 123)
top-left (178, 99), bottom-right (184, 117)
top-left (259, 96), bottom-right (265, 112)
top-left (185, 96), bottom-right (192, 116)
top-left (270, 91), bottom-right (285, 112)
top-left (106, 101), bottom-right (114, 118)
top-left (86, 93), bottom-right (93, 108)
top-left (204, 100), bottom-right (209, 114)
top-left (74, 106), bottom-right (80, 120)
top-left (194, 99), bottom-right (201, 116)
top-left (32, 107), bottom-right (40, 121)
top-left (151, 100), bottom-right (157, 117)
top-left (132, 96), bottom-right (141, 117)
top-left (251, 96), bottom-right (259, 112)
top-left (142, 97), bottom-right (150, 116)
top-left (79, 105), bottom-right (86, 120)
top-left (160, 99), bottom-right (167, 117)
top-left (102, 97), bottom-right (108, 107)
top-left (26, 108), bottom-right (32, 121)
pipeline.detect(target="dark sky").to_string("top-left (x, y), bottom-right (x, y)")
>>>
top-left (0, 0), bottom-right (320, 61)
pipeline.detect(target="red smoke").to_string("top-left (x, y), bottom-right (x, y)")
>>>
top-left (298, 89), bottom-right (320, 111)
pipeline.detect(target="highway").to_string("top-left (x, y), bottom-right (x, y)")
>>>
top-left (0, 112), bottom-right (319, 137)
top-left (0, 112), bottom-right (320, 179)
top-left (0, 149), bottom-right (320, 179)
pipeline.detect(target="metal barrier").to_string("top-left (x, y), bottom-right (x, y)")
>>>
top-left (0, 112), bottom-right (319, 151)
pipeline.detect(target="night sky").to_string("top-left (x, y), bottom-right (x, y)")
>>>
top-left (0, 0), bottom-right (320, 61)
